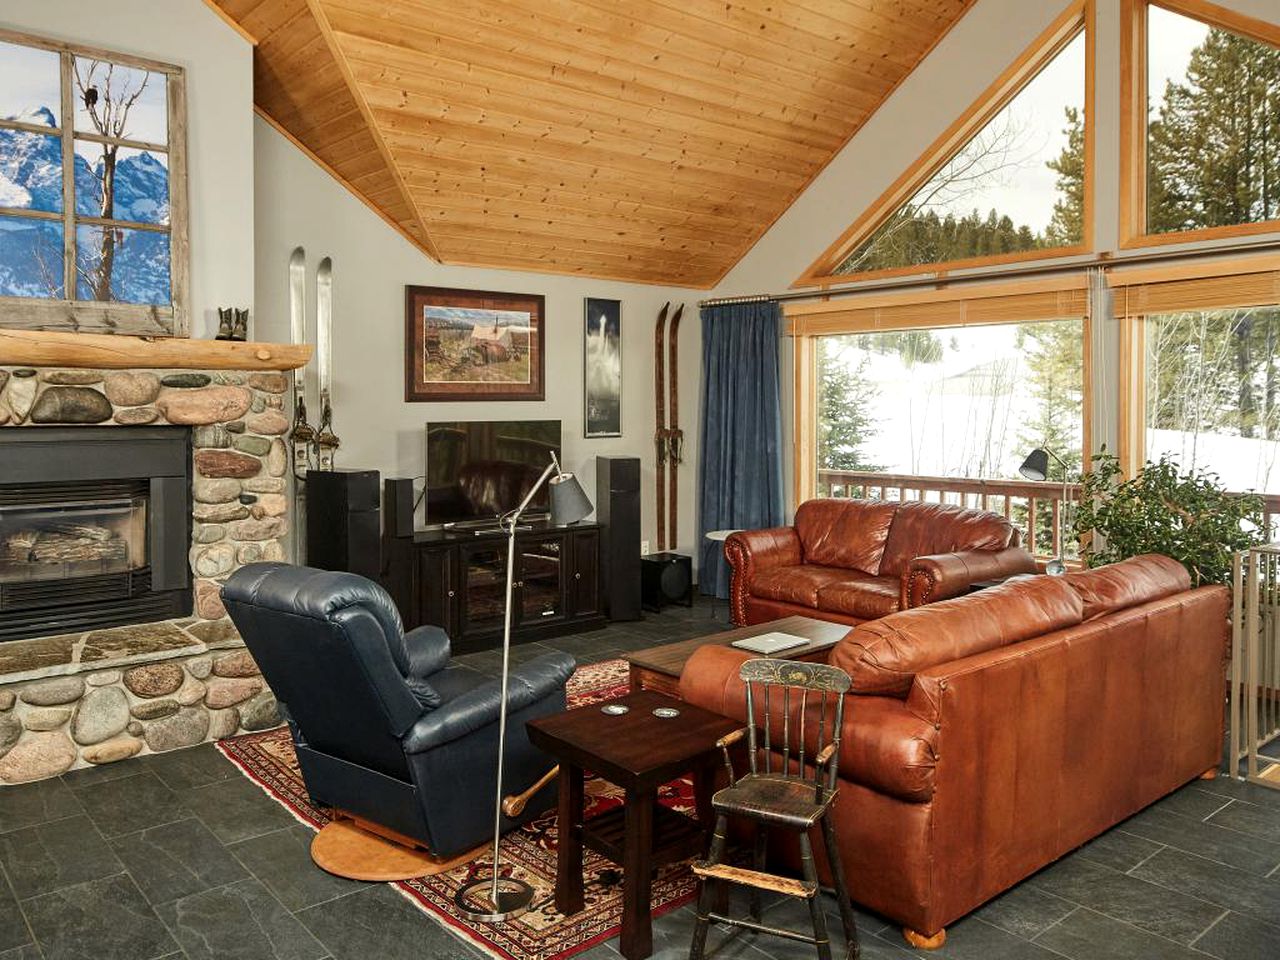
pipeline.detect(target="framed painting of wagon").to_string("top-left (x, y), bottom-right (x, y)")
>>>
top-left (404, 285), bottom-right (546, 402)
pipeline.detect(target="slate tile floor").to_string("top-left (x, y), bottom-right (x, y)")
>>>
top-left (0, 597), bottom-right (1276, 959)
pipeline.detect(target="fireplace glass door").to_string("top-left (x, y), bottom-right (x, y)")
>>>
top-left (1, 494), bottom-right (147, 583)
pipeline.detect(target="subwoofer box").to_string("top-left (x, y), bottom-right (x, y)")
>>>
top-left (640, 552), bottom-right (693, 612)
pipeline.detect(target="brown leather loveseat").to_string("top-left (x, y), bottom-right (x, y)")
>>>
top-left (680, 554), bottom-right (1229, 948)
top-left (725, 498), bottom-right (1036, 626)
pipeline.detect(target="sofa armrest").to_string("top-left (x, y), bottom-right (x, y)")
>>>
top-left (725, 528), bottom-right (802, 625)
top-left (901, 546), bottom-right (1037, 608)
top-left (402, 651), bottom-right (575, 753)
top-left (403, 625), bottom-right (451, 678)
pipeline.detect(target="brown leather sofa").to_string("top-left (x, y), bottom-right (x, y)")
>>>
top-left (725, 498), bottom-right (1036, 626)
top-left (679, 554), bottom-right (1228, 947)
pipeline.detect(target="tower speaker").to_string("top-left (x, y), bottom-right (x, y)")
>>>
top-left (595, 456), bottom-right (641, 621)
top-left (306, 469), bottom-right (381, 581)
top-left (641, 553), bottom-right (693, 612)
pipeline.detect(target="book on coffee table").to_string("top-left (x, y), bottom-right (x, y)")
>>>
top-left (730, 632), bottom-right (810, 655)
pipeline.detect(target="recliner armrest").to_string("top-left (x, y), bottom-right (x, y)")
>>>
top-left (402, 651), bottom-right (575, 753)
top-left (403, 624), bottom-right (451, 678)
top-left (901, 546), bottom-right (1038, 608)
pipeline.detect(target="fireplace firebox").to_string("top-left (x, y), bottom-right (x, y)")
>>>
top-left (0, 427), bottom-right (192, 641)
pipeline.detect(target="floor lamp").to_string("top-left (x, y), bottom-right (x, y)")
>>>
top-left (455, 453), bottom-right (593, 922)
top-left (1018, 446), bottom-right (1070, 576)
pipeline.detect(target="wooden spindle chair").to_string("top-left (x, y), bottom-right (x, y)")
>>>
top-left (689, 658), bottom-right (859, 960)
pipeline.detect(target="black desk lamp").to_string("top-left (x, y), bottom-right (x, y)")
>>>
top-left (1018, 447), bottom-right (1070, 576)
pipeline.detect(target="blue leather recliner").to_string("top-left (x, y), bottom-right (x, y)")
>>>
top-left (221, 563), bottom-right (575, 857)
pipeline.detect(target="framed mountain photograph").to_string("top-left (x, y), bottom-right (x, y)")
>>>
top-left (583, 297), bottom-right (622, 437)
top-left (405, 286), bottom-right (545, 402)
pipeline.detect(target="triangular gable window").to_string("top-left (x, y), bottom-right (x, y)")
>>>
top-left (799, 3), bottom-right (1091, 285)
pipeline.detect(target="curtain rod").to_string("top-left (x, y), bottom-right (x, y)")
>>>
top-left (697, 236), bottom-right (1280, 308)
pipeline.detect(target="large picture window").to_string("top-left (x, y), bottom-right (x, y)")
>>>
top-left (1122, 0), bottom-right (1280, 247)
top-left (797, 2), bottom-right (1092, 286)
top-left (0, 29), bottom-right (187, 335)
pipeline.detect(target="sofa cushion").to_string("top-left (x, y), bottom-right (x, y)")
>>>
top-left (1066, 554), bottom-right (1192, 620)
top-left (795, 499), bottom-right (899, 575)
top-left (830, 575), bottom-right (1084, 696)
top-left (816, 574), bottom-right (901, 620)
top-left (749, 564), bottom-right (852, 607)
top-left (879, 501), bottom-right (1016, 578)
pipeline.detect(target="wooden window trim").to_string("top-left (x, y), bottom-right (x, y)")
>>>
top-left (1113, 254), bottom-right (1280, 475)
top-left (0, 27), bottom-right (189, 337)
top-left (790, 275), bottom-right (1093, 508)
top-left (795, 0), bottom-right (1095, 289)
top-left (1119, 0), bottom-right (1280, 252)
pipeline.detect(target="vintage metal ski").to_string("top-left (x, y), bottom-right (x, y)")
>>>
top-left (654, 302), bottom-right (670, 552)
top-left (287, 247), bottom-right (315, 482)
top-left (314, 256), bottom-right (339, 472)
top-left (666, 303), bottom-right (684, 551)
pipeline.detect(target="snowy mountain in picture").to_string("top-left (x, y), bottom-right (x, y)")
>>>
top-left (0, 103), bottom-right (170, 304)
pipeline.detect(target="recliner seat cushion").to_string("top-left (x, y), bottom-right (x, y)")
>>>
top-left (1065, 554), bottom-right (1191, 620)
top-left (794, 499), bottom-right (899, 575)
top-left (749, 564), bottom-right (852, 607)
top-left (815, 574), bottom-right (901, 620)
top-left (831, 575), bottom-right (1083, 696)
top-left (879, 501), bottom-right (1016, 578)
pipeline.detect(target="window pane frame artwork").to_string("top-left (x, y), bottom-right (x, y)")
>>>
top-left (583, 297), bottom-right (622, 438)
top-left (404, 286), bottom-right (546, 402)
top-left (0, 28), bottom-right (188, 335)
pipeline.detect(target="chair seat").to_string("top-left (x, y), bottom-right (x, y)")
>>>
top-left (712, 774), bottom-right (835, 828)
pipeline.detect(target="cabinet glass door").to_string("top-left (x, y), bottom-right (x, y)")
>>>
top-left (460, 544), bottom-right (508, 635)
top-left (519, 536), bottom-right (564, 623)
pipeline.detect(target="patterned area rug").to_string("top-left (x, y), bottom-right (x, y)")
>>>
top-left (216, 659), bottom-right (700, 960)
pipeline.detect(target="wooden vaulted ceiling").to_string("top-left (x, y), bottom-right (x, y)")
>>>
top-left (211, 0), bottom-right (976, 287)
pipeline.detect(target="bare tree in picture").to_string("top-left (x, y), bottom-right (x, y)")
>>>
top-left (73, 60), bottom-right (150, 301)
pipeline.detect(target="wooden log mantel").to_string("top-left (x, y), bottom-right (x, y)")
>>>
top-left (0, 329), bottom-right (312, 371)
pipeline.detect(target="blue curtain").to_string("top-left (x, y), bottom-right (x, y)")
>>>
top-left (698, 301), bottom-right (785, 598)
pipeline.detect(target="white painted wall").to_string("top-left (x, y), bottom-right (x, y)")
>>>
top-left (253, 119), bottom-right (704, 554)
top-left (0, 0), bottom-right (255, 339)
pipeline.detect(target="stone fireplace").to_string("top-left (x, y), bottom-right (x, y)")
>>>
top-left (0, 332), bottom-right (309, 782)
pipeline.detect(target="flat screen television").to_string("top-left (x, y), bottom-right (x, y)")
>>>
top-left (424, 420), bottom-right (561, 527)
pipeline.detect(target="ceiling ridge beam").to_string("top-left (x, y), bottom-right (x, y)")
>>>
top-left (303, 0), bottom-right (441, 262)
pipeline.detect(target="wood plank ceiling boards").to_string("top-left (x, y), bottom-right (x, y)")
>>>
top-left (211, 0), bottom-right (976, 287)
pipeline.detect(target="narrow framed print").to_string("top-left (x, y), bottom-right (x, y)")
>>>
top-left (584, 297), bottom-right (622, 437)
top-left (405, 286), bottom-right (545, 402)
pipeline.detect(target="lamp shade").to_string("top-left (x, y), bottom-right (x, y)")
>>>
top-left (549, 472), bottom-right (593, 526)
top-left (1019, 448), bottom-right (1050, 482)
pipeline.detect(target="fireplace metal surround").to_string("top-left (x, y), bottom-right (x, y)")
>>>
top-left (0, 427), bottom-right (192, 641)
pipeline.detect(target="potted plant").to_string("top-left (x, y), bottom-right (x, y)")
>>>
top-left (1071, 450), bottom-right (1265, 586)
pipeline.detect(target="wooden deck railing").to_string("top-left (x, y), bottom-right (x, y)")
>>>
top-left (817, 469), bottom-right (1280, 560)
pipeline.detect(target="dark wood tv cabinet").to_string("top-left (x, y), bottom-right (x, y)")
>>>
top-left (383, 521), bottom-right (608, 654)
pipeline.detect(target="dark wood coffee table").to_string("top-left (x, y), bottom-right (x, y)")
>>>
top-left (625, 615), bottom-right (850, 696)
top-left (527, 690), bottom-right (741, 960)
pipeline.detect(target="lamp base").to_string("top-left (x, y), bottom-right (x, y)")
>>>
top-left (454, 876), bottom-right (536, 922)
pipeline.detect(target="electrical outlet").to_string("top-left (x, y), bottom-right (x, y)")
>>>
top-left (641, 540), bottom-right (651, 556)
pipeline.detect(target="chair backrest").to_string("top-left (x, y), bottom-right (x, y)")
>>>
top-left (739, 658), bottom-right (851, 793)
top-left (221, 563), bottom-right (425, 779)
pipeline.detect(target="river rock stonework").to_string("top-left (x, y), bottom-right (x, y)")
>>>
top-left (0, 364), bottom-right (294, 781)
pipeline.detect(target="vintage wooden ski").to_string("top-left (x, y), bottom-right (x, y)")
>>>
top-left (287, 246), bottom-right (315, 482)
top-left (666, 303), bottom-right (684, 551)
top-left (654, 302), bottom-right (670, 553)
top-left (314, 256), bottom-right (339, 472)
